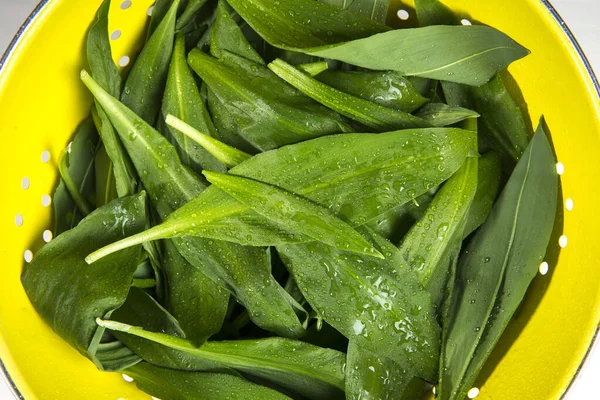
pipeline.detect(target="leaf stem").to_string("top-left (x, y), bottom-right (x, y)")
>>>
top-left (86, 224), bottom-right (170, 264)
top-left (58, 148), bottom-right (93, 216)
top-left (165, 114), bottom-right (251, 168)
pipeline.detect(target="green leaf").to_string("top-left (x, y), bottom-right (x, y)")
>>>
top-left (316, 70), bottom-right (428, 113)
top-left (298, 61), bottom-right (329, 77)
top-left (166, 114), bottom-right (251, 168)
top-left (414, 0), bottom-right (458, 26)
top-left (21, 193), bottom-right (147, 371)
top-left (399, 157), bottom-right (478, 306)
top-left (86, 0), bottom-right (120, 97)
top-left (463, 152), bottom-right (502, 237)
top-left (162, 32), bottom-right (226, 174)
top-left (147, 0), bottom-right (176, 39)
top-left (87, 128), bottom-right (477, 257)
top-left (227, 0), bottom-right (389, 49)
top-left (210, 0), bottom-right (264, 64)
top-left (320, 0), bottom-right (390, 24)
top-left (345, 341), bottom-right (413, 400)
top-left (207, 89), bottom-right (258, 154)
top-left (94, 145), bottom-right (117, 207)
top-left (415, 103), bottom-right (479, 127)
top-left (176, 0), bottom-right (210, 31)
top-left (99, 319), bottom-right (346, 399)
top-left (161, 240), bottom-right (229, 344)
top-left (188, 49), bottom-right (352, 151)
top-left (82, 70), bottom-right (304, 339)
top-left (203, 171), bottom-right (383, 258)
top-left (268, 59), bottom-right (431, 131)
top-left (53, 119), bottom-right (98, 235)
top-left (278, 229), bottom-right (440, 381)
top-left (127, 362), bottom-right (291, 400)
top-left (226, 0), bottom-right (528, 86)
top-left (439, 123), bottom-right (558, 399)
top-left (470, 74), bottom-right (531, 162)
top-left (87, 0), bottom-right (137, 196)
top-left (122, 0), bottom-right (179, 124)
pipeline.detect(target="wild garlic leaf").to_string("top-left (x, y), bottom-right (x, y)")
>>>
top-left (53, 118), bottom-right (98, 235)
top-left (161, 240), bottom-right (230, 345)
top-left (414, 0), bottom-right (458, 26)
top-left (463, 152), bottom-right (502, 236)
top-left (316, 70), bottom-right (428, 113)
top-left (227, 0), bottom-right (388, 49)
top-left (399, 157), bottom-right (478, 306)
top-left (203, 171), bottom-right (383, 258)
top-left (278, 229), bottom-right (440, 381)
top-left (86, 0), bottom-right (137, 197)
top-left (415, 103), bottom-right (479, 127)
top-left (470, 74), bottom-right (532, 162)
top-left (82, 70), bottom-right (304, 339)
top-left (94, 145), bottom-right (117, 207)
top-left (226, 0), bottom-right (528, 86)
top-left (162, 32), bottom-right (226, 174)
top-left (112, 286), bottom-right (228, 370)
top-left (99, 319), bottom-right (346, 399)
top-left (147, 0), bottom-right (175, 39)
top-left (87, 128), bottom-right (477, 259)
top-left (210, 0), bottom-right (264, 64)
top-left (439, 124), bottom-right (558, 400)
top-left (345, 341), bottom-right (414, 400)
top-left (298, 61), bottom-right (329, 77)
top-left (188, 49), bottom-right (352, 151)
top-left (176, 0), bottom-right (210, 31)
top-left (21, 193), bottom-right (147, 371)
top-left (320, 0), bottom-right (391, 24)
top-left (127, 362), bottom-right (291, 400)
top-left (268, 59), bottom-right (431, 131)
top-left (122, 0), bottom-right (179, 124)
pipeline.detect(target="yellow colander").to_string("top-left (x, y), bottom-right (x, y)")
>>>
top-left (0, 0), bottom-right (599, 399)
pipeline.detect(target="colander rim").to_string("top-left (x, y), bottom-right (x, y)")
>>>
top-left (0, 1), bottom-right (598, 399)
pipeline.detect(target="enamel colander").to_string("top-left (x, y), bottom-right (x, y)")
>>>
top-left (0, 0), bottom-right (598, 399)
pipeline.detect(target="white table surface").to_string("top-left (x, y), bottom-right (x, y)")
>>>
top-left (0, 0), bottom-right (598, 399)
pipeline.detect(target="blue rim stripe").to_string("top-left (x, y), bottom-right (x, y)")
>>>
top-left (0, 1), bottom-right (598, 400)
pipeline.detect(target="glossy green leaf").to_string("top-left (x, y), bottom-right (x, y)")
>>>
top-left (399, 157), bottom-right (478, 306)
top-left (415, 103), bottom-right (479, 127)
top-left (99, 319), bottom-right (346, 399)
top-left (269, 59), bottom-right (431, 131)
top-left (414, 0), bottom-right (457, 26)
top-left (278, 229), bottom-right (440, 381)
top-left (227, 0), bottom-right (388, 49)
top-left (87, 0), bottom-right (137, 197)
top-left (207, 90), bottom-right (258, 154)
top-left (21, 193), bottom-right (147, 371)
top-left (53, 119), bottom-right (98, 235)
top-left (122, 0), bottom-right (179, 124)
top-left (161, 240), bottom-right (229, 344)
top-left (166, 114), bottom-right (251, 168)
top-left (345, 341), bottom-right (413, 400)
top-left (320, 0), bottom-right (390, 23)
top-left (176, 0), bottom-right (210, 31)
top-left (463, 152), bottom-right (502, 236)
top-left (147, 0), bottom-right (175, 38)
top-left (470, 74), bottom-right (531, 162)
top-left (82, 70), bottom-right (304, 339)
top-left (203, 171), bottom-right (383, 258)
top-left (127, 362), bottom-right (291, 400)
top-left (188, 49), bottom-right (352, 151)
top-left (439, 124), bottom-right (558, 399)
top-left (94, 145), bottom-right (117, 207)
top-left (366, 190), bottom-right (436, 243)
top-left (316, 70), bottom-right (428, 113)
top-left (162, 32), bottom-right (226, 174)
top-left (87, 128), bottom-right (477, 257)
top-left (226, 0), bottom-right (528, 86)
top-left (210, 0), bottom-right (264, 64)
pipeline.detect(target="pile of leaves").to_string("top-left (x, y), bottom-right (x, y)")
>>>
top-left (21, 0), bottom-right (558, 399)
